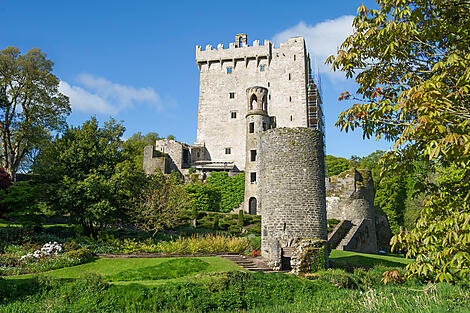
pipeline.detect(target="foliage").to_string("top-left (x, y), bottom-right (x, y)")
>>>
top-left (327, 0), bottom-right (470, 282)
top-left (65, 247), bottom-right (93, 262)
top-left (1, 269), bottom-right (468, 312)
top-left (0, 47), bottom-right (71, 180)
top-left (108, 258), bottom-right (209, 281)
top-left (0, 242), bottom-right (93, 275)
top-left (121, 131), bottom-right (160, 168)
top-left (35, 117), bottom-right (147, 237)
top-left (325, 155), bottom-right (350, 177)
top-left (328, 0), bottom-right (470, 167)
top-left (391, 166), bottom-right (470, 282)
top-left (133, 170), bottom-right (191, 235)
top-left (375, 175), bottom-right (407, 235)
top-left (0, 182), bottom-right (42, 228)
top-left (155, 234), bottom-right (251, 254)
top-left (206, 172), bottom-right (245, 212)
top-left (184, 182), bottom-right (220, 212)
top-left (238, 210), bottom-right (244, 227)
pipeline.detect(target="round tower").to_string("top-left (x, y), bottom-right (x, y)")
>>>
top-left (244, 86), bottom-right (271, 215)
top-left (259, 127), bottom-right (327, 270)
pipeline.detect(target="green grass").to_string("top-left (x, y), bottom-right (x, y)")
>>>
top-left (330, 249), bottom-right (412, 268)
top-left (5, 256), bottom-right (242, 285)
top-left (108, 258), bottom-right (210, 281)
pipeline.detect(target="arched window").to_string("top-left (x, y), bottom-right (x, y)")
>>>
top-left (250, 94), bottom-right (257, 110)
top-left (249, 197), bottom-right (257, 215)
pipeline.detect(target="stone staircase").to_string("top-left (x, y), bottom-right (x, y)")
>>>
top-left (221, 253), bottom-right (273, 272)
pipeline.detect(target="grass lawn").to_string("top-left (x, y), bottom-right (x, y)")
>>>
top-left (5, 256), bottom-right (242, 286)
top-left (330, 249), bottom-right (412, 267)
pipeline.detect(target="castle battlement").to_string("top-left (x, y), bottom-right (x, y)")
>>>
top-left (196, 40), bottom-right (272, 63)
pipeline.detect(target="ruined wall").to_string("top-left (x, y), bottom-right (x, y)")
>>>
top-left (143, 145), bottom-right (166, 175)
top-left (154, 139), bottom-right (190, 174)
top-left (195, 36), bottom-right (310, 170)
top-left (260, 128), bottom-right (327, 269)
top-left (326, 168), bottom-right (393, 253)
top-left (326, 168), bottom-right (376, 222)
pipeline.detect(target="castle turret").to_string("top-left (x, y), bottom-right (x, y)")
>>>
top-left (244, 86), bottom-right (271, 215)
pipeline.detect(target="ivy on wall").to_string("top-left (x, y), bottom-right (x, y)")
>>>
top-left (184, 172), bottom-right (245, 213)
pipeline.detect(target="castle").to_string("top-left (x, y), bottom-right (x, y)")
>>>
top-left (144, 34), bottom-right (388, 270)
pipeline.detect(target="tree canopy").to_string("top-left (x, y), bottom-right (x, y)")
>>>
top-left (0, 47), bottom-right (70, 180)
top-left (327, 0), bottom-right (470, 282)
top-left (35, 117), bottom-right (147, 237)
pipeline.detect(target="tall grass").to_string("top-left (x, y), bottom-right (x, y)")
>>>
top-left (156, 234), bottom-right (251, 254)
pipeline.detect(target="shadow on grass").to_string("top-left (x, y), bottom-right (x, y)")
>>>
top-left (330, 255), bottom-right (408, 270)
top-left (0, 276), bottom-right (74, 304)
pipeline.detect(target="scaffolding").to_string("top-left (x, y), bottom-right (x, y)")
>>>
top-left (307, 70), bottom-right (325, 135)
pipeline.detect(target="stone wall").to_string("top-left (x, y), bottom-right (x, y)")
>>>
top-left (154, 139), bottom-right (190, 174)
top-left (326, 168), bottom-right (375, 222)
top-left (143, 145), bottom-right (166, 175)
top-left (259, 127), bottom-right (327, 270)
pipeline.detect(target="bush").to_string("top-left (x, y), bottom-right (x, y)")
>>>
top-left (65, 247), bottom-right (93, 262)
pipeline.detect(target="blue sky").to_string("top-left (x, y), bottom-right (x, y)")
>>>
top-left (0, 0), bottom-right (392, 158)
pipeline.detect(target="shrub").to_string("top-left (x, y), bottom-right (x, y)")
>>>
top-left (65, 247), bottom-right (93, 262)
top-left (238, 210), bottom-right (244, 227)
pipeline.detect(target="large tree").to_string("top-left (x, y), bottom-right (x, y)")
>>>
top-left (328, 0), bottom-right (470, 282)
top-left (35, 117), bottom-right (147, 237)
top-left (0, 47), bottom-right (70, 180)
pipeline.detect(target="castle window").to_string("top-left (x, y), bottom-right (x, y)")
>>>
top-left (249, 122), bottom-right (254, 133)
top-left (267, 82), bottom-right (270, 87)
top-left (260, 65), bottom-right (265, 72)
top-left (276, 53), bottom-right (279, 57)
top-left (197, 151), bottom-right (200, 158)
top-left (269, 94), bottom-right (271, 100)
top-left (231, 111), bottom-right (237, 119)
top-left (290, 115), bottom-right (293, 121)
top-left (239, 37), bottom-right (243, 47)
top-left (288, 73), bottom-right (291, 80)
top-left (294, 55), bottom-right (296, 61)
top-left (289, 96), bottom-right (292, 102)
top-left (227, 67), bottom-right (233, 74)
top-left (229, 92), bottom-right (235, 99)
top-left (225, 147), bottom-right (231, 155)
top-left (250, 150), bottom-right (257, 162)
top-left (250, 172), bottom-right (257, 183)
top-left (263, 122), bottom-right (267, 131)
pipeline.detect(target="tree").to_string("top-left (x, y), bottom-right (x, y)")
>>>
top-left (121, 132), bottom-right (160, 168)
top-left (325, 155), bottom-right (350, 177)
top-left (35, 117), bottom-right (147, 237)
top-left (327, 0), bottom-right (470, 282)
top-left (0, 47), bottom-right (70, 180)
top-left (133, 170), bottom-right (191, 235)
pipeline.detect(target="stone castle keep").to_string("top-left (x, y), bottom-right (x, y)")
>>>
top-left (144, 34), bottom-right (387, 270)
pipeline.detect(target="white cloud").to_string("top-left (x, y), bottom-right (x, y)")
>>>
top-left (59, 74), bottom-right (163, 115)
top-left (272, 16), bottom-right (355, 80)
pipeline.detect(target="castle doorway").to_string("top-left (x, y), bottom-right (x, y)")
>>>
top-left (249, 197), bottom-right (257, 215)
